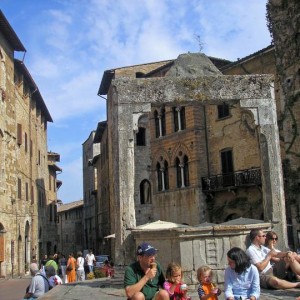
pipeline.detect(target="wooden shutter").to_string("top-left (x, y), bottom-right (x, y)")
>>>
top-left (17, 123), bottom-right (22, 145)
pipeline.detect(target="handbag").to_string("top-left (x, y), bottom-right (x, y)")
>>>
top-left (67, 264), bottom-right (73, 271)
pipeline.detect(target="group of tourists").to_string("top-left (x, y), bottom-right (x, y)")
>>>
top-left (23, 249), bottom-right (116, 299)
top-left (124, 230), bottom-right (300, 300)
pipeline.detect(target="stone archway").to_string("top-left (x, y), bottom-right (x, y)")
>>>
top-left (109, 72), bottom-right (287, 263)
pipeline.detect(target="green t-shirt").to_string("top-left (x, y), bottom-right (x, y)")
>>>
top-left (45, 259), bottom-right (58, 271)
top-left (124, 261), bottom-right (165, 300)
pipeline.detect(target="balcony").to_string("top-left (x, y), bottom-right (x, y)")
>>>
top-left (201, 168), bottom-right (261, 192)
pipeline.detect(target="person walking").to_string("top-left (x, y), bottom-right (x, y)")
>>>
top-left (59, 254), bottom-right (67, 283)
top-left (85, 249), bottom-right (96, 274)
top-left (76, 251), bottom-right (85, 281)
top-left (45, 255), bottom-right (58, 274)
top-left (66, 253), bottom-right (76, 283)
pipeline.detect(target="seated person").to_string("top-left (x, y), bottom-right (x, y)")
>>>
top-left (265, 230), bottom-right (300, 280)
top-left (124, 242), bottom-right (169, 300)
top-left (23, 263), bottom-right (50, 300)
top-left (163, 262), bottom-right (190, 300)
top-left (197, 265), bottom-right (221, 300)
top-left (45, 265), bottom-right (62, 287)
top-left (246, 229), bottom-right (300, 289)
top-left (225, 247), bottom-right (260, 300)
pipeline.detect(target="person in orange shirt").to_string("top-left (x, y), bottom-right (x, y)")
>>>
top-left (66, 253), bottom-right (76, 283)
top-left (197, 265), bottom-right (221, 300)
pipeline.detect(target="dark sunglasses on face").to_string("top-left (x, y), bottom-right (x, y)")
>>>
top-left (258, 235), bottom-right (266, 237)
top-left (271, 237), bottom-right (278, 241)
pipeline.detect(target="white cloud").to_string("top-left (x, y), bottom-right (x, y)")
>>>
top-left (57, 156), bottom-right (83, 203)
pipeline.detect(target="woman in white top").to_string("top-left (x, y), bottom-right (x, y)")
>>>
top-left (76, 251), bottom-right (85, 281)
top-left (265, 231), bottom-right (300, 279)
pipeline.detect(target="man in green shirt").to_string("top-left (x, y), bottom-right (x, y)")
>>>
top-left (124, 242), bottom-right (169, 300)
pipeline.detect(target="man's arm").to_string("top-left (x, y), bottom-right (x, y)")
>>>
top-left (125, 274), bottom-right (151, 298)
top-left (124, 267), bottom-right (156, 299)
top-left (254, 250), bottom-right (276, 272)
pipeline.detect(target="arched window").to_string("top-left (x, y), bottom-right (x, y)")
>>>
top-left (156, 159), bottom-right (169, 191)
top-left (164, 160), bottom-right (169, 190)
top-left (136, 127), bottom-right (146, 146)
top-left (183, 155), bottom-right (189, 186)
top-left (173, 106), bottom-right (186, 132)
top-left (176, 154), bottom-right (189, 188)
top-left (176, 157), bottom-right (181, 187)
top-left (154, 108), bottom-right (166, 138)
top-left (156, 162), bottom-right (162, 191)
top-left (154, 110), bottom-right (160, 138)
top-left (140, 179), bottom-right (151, 204)
top-left (161, 108), bottom-right (166, 136)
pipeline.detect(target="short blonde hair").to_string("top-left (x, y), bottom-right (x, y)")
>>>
top-left (197, 265), bottom-right (212, 282)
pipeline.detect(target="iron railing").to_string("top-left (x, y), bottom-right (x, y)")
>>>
top-left (201, 168), bottom-right (261, 192)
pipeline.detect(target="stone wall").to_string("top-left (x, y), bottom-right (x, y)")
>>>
top-left (0, 20), bottom-right (56, 277)
top-left (132, 219), bottom-right (272, 287)
top-left (108, 67), bottom-right (286, 264)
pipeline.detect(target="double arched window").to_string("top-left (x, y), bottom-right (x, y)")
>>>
top-left (176, 154), bottom-right (189, 188)
top-left (156, 159), bottom-right (169, 191)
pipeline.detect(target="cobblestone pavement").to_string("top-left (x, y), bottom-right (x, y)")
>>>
top-left (0, 276), bottom-right (31, 300)
top-left (38, 270), bottom-right (300, 300)
top-left (1, 270), bottom-right (299, 300)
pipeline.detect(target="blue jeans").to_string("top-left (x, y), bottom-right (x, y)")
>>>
top-left (88, 265), bottom-right (94, 273)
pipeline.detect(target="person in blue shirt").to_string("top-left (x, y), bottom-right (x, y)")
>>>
top-left (224, 247), bottom-right (260, 300)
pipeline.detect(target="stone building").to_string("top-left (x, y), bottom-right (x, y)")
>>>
top-left (221, 44), bottom-right (300, 249)
top-left (91, 121), bottom-right (114, 255)
top-left (93, 52), bottom-right (285, 264)
top-left (0, 10), bottom-right (60, 278)
top-left (82, 131), bottom-right (100, 251)
top-left (57, 200), bottom-right (84, 256)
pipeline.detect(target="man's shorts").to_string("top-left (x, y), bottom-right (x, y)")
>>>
top-left (260, 268), bottom-right (276, 289)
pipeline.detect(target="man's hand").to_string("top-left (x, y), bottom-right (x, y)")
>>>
top-left (268, 249), bottom-right (278, 258)
top-left (145, 267), bottom-right (157, 280)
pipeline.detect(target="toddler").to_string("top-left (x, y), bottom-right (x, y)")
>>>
top-left (163, 262), bottom-right (190, 300)
top-left (197, 265), bottom-right (221, 300)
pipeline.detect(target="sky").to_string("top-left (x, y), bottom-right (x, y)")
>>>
top-left (1, 0), bottom-right (271, 203)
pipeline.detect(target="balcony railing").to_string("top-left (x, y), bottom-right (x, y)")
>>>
top-left (201, 168), bottom-right (261, 192)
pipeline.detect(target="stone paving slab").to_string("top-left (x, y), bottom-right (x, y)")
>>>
top-left (38, 275), bottom-right (300, 300)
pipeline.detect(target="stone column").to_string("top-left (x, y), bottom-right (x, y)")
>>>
top-left (240, 84), bottom-right (288, 249)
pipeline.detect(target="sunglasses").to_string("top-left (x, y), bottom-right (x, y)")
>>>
top-left (271, 237), bottom-right (278, 241)
top-left (258, 235), bottom-right (266, 237)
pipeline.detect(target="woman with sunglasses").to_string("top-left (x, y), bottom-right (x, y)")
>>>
top-left (265, 231), bottom-right (300, 280)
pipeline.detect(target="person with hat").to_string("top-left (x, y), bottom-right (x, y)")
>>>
top-left (124, 242), bottom-right (169, 300)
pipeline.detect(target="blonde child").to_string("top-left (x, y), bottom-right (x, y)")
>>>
top-left (197, 265), bottom-right (221, 300)
top-left (163, 262), bottom-right (190, 300)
